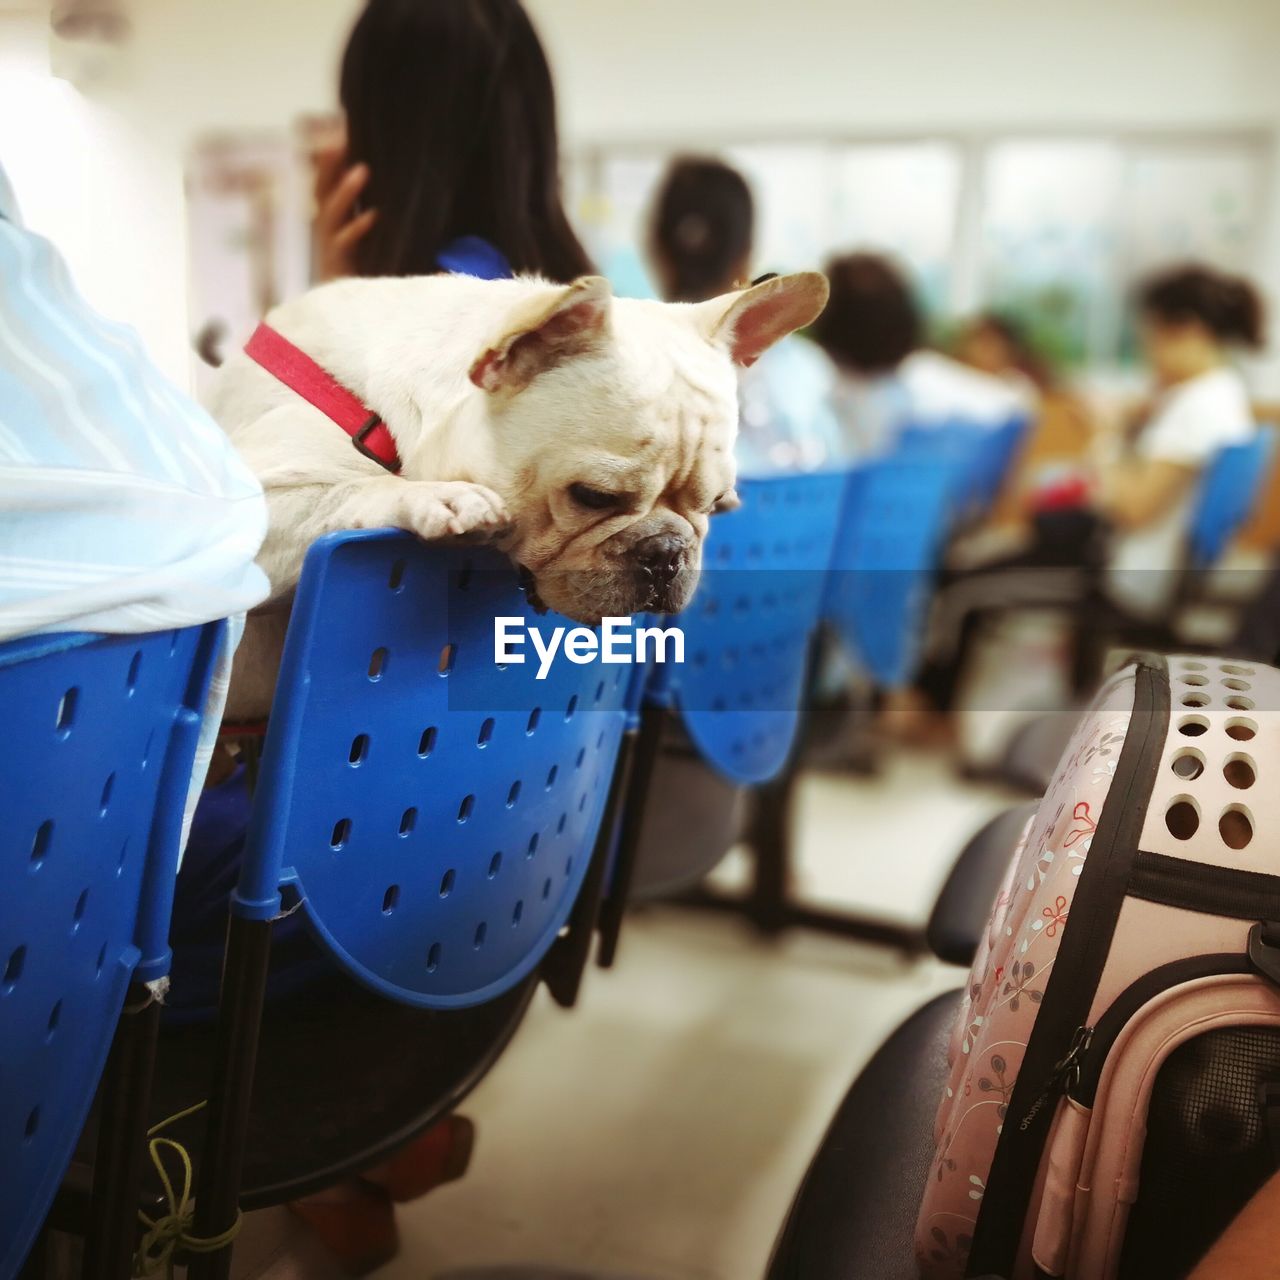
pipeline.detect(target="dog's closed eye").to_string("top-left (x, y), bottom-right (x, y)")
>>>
top-left (710, 489), bottom-right (740, 515)
top-left (569, 482), bottom-right (626, 512)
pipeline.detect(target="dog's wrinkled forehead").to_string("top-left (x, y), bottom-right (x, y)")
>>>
top-left (492, 314), bottom-right (739, 507)
top-left (465, 271), bottom-right (828, 518)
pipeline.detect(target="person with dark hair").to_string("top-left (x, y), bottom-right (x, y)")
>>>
top-left (313, 0), bottom-right (591, 285)
top-left (954, 310), bottom-right (1052, 396)
top-left (1101, 263), bottom-right (1263, 614)
top-left (650, 157), bottom-right (754, 304)
top-left (919, 262), bottom-right (1265, 730)
top-left (811, 252), bottom-right (1027, 458)
top-left (648, 156), bottom-right (840, 472)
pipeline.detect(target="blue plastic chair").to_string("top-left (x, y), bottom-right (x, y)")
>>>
top-left (187, 531), bottom-right (634, 1276)
top-left (971, 414), bottom-right (1030, 512)
top-left (1, 624), bottom-right (221, 1280)
top-left (896, 415), bottom-right (1028, 521)
top-left (596, 470), bottom-right (847, 962)
top-left (1187, 428), bottom-right (1276, 569)
top-left (659, 470), bottom-right (848, 785)
top-left (826, 455), bottom-right (956, 687)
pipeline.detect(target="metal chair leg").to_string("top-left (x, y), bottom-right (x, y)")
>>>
top-left (83, 982), bottom-right (162, 1280)
top-left (187, 913), bottom-right (273, 1280)
top-left (544, 720), bottom-right (638, 1006)
top-left (745, 770), bottom-right (794, 935)
top-left (594, 702), bottom-right (666, 970)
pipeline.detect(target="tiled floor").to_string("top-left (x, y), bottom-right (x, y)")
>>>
top-left (231, 746), bottom-right (1019, 1280)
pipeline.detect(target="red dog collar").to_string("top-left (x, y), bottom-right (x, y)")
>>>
top-left (244, 323), bottom-right (401, 473)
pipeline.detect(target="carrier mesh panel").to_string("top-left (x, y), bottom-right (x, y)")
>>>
top-left (1119, 1025), bottom-right (1280, 1279)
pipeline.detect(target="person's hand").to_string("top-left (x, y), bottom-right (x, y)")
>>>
top-left (311, 143), bottom-right (377, 281)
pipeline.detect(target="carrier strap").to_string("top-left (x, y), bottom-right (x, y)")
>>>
top-left (1130, 852), bottom-right (1280, 921)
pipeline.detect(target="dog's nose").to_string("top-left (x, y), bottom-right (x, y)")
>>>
top-left (634, 533), bottom-right (684, 586)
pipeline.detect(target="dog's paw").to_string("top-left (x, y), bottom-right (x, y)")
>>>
top-left (397, 481), bottom-right (511, 542)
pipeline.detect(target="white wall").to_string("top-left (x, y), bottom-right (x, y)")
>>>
top-left (8, 0), bottom-right (1280, 383)
top-left (119, 0), bottom-right (1280, 143)
top-left (530, 0), bottom-right (1280, 142)
top-left (0, 9), bottom-right (191, 381)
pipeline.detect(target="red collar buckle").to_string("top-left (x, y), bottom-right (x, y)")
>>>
top-left (244, 323), bottom-right (403, 473)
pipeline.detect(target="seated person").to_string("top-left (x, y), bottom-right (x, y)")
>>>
top-left (1099, 263), bottom-right (1262, 617)
top-left (0, 160), bottom-right (268, 838)
top-left (647, 155), bottom-right (841, 473)
top-left (952, 309), bottom-right (1048, 405)
top-left (918, 264), bottom-right (1264, 716)
top-left (810, 252), bottom-right (1028, 459)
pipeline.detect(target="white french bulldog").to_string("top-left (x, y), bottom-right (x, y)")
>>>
top-left (212, 270), bottom-right (828, 718)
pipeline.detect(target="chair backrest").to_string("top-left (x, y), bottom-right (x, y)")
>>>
top-left (236, 531), bottom-right (632, 1009)
top-left (896, 414), bottom-right (1028, 520)
top-left (970, 414), bottom-right (1030, 512)
top-left (0, 625), bottom-right (220, 1278)
top-left (1187, 427), bottom-right (1276, 568)
top-left (826, 454), bottom-right (955, 686)
top-left (657, 470), bottom-right (847, 785)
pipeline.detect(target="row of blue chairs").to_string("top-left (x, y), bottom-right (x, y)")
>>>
top-left (9, 411), bottom-right (1273, 1277)
top-left (3, 432), bottom-right (985, 1277)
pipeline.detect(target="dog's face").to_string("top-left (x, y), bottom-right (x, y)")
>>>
top-left (465, 272), bottom-right (829, 622)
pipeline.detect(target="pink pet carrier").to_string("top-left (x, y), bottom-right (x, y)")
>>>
top-left (917, 653), bottom-right (1280, 1279)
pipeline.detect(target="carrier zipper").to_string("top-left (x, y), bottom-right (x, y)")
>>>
top-left (1047, 1025), bottom-right (1093, 1096)
top-left (1067, 953), bottom-right (1249, 1108)
top-left (1015, 1026), bottom-right (1094, 1135)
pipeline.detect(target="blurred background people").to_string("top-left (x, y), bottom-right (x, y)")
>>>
top-left (648, 156), bottom-right (840, 473)
top-left (811, 252), bottom-right (1028, 460)
top-left (1100, 263), bottom-right (1263, 615)
top-left (953, 310), bottom-right (1050, 399)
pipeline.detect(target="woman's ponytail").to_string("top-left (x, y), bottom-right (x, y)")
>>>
top-left (1139, 264), bottom-right (1266, 350)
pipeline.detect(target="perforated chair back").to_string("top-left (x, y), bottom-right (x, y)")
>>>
top-left (1187, 428), bottom-right (1275, 569)
top-left (659, 471), bottom-right (847, 785)
top-left (0, 625), bottom-right (220, 1277)
top-left (896, 415), bottom-right (1026, 520)
top-left (826, 454), bottom-right (955, 686)
top-left (970, 414), bottom-right (1030, 511)
top-left (235, 531), bottom-right (630, 1009)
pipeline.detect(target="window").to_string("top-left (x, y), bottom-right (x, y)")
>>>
top-left (566, 130), bottom-right (1269, 369)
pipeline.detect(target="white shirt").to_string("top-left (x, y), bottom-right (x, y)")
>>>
top-left (831, 350), bottom-right (1029, 460)
top-left (1108, 365), bottom-right (1255, 615)
top-left (0, 164), bottom-right (269, 847)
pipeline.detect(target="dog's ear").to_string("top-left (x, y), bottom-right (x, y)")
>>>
top-left (470, 276), bottom-right (612, 394)
top-left (696, 271), bottom-right (829, 368)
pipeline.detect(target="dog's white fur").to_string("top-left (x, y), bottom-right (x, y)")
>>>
top-left (212, 270), bottom-right (828, 718)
